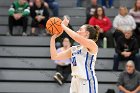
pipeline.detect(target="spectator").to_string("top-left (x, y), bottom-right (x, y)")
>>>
top-left (53, 37), bottom-right (71, 85)
top-left (130, 0), bottom-right (140, 47)
top-left (113, 6), bottom-right (136, 42)
top-left (117, 60), bottom-right (140, 93)
top-left (85, 0), bottom-right (98, 24)
top-left (30, 0), bottom-right (49, 36)
top-left (8, 0), bottom-right (30, 36)
top-left (89, 6), bottom-right (114, 48)
top-left (101, 0), bottom-right (114, 8)
top-left (44, 0), bottom-right (59, 17)
top-left (113, 27), bottom-right (140, 71)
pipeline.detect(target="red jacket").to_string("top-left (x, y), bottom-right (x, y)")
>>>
top-left (89, 16), bottom-right (112, 32)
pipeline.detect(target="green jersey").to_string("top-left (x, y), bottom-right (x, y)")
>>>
top-left (8, 0), bottom-right (30, 16)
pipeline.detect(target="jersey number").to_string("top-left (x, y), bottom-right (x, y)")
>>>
top-left (71, 57), bottom-right (77, 66)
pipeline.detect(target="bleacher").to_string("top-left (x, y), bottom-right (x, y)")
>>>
top-left (0, 0), bottom-right (136, 93)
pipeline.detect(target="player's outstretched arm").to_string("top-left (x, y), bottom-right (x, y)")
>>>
top-left (61, 17), bottom-right (98, 54)
top-left (50, 34), bottom-right (71, 60)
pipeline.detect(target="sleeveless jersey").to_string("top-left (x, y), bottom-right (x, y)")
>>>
top-left (71, 45), bottom-right (98, 80)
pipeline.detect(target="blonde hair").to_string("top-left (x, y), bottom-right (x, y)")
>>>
top-left (119, 6), bottom-right (128, 16)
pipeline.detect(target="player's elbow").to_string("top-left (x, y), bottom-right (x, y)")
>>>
top-left (51, 56), bottom-right (56, 60)
top-left (51, 55), bottom-right (59, 60)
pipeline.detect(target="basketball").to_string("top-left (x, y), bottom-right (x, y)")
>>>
top-left (46, 17), bottom-right (63, 35)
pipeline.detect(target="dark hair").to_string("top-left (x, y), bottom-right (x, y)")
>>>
top-left (34, 0), bottom-right (44, 3)
top-left (61, 37), bottom-right (72, 46)
top-left (119, 6), bottom-right (128, 15)
top-left (134, 0), bottom-right (140, 11)
top-left (34, 0), bottom-right (44, 6)
top-left (85, 24), bottom-right (100, 42)
top-left (106, 89), bottom-right (115, 93)
top-left (94, 6), bottom-right (105, 18)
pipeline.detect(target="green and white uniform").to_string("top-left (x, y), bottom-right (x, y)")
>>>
top-left (8, 0), bottom-right (30, 16)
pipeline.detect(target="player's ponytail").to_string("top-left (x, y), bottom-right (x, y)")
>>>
top-left (85, 24), bottom-right (100, 42)
top-left (93, 25), bottom-right (100, 42)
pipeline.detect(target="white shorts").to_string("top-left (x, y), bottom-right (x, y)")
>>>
top-left (70, 76), bottom-right (98, 93)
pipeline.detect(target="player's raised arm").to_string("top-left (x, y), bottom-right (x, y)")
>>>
top-left (50, 34), bottom-right (71, 60)
top-left (61, 17), bottom-right (99, 54)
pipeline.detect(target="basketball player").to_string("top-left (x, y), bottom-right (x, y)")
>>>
top-left (50, 17), bottom-right (99, 93)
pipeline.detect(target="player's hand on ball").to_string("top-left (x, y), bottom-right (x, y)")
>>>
top-left (61, 16), bottom-right (69, 27)
top-left (52, 31), bottom-right (63, 39)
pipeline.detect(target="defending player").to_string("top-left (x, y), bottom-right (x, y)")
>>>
top-left (50, 17), bottom-right (99, 93)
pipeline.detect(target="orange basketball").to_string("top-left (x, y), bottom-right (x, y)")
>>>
top-left (46, 17), bottom-right (63, 35)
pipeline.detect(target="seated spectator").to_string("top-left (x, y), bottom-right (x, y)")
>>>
top-left (113, 28), bottom-right (140, 71)
top-left (85, 0), bottom-right (98, 24)
top-left (44, 0), bottom-right (59, 17)
top-left (29, 0), bottom-right (58, 16)
top-left (53, 37), bottom-right (71, 85)
top-left (117, 60), bottom-right (140, 93)
top-left (30, 0), bottom-right (49, 36)
top-left (113, 6), bottom-right (136, 42)
top-left (101, 0), bottom-right (114, 8)
top-left (89, 6), bottom-right (114, 48)
top-left (8, 0), bottom-right (30, 36)
top-left (130, 0), bottom-right (140, 47)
